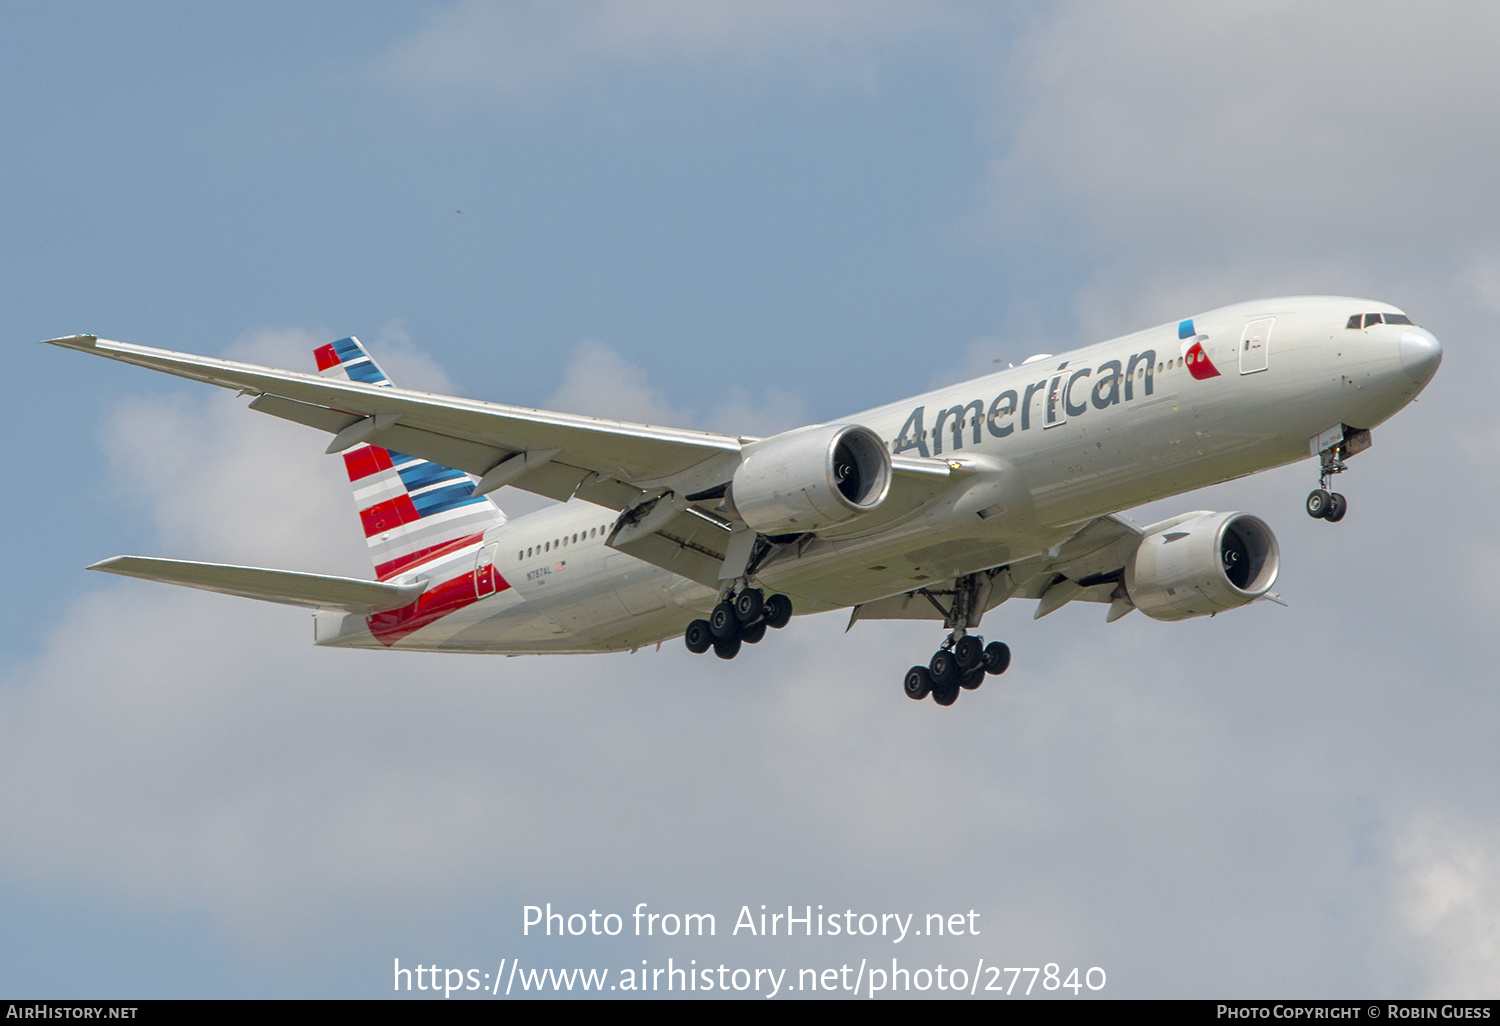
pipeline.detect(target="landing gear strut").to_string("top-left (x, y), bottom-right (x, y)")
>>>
top-left (903, 571), bottom-right (1012, 708)
top-left (683, 587), bottom-right (792, 660)
top-left (1307, 434), bottom-right (1361, 523)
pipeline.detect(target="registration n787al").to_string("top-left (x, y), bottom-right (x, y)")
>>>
top-left (44, 295), bottom-right (1441, 706)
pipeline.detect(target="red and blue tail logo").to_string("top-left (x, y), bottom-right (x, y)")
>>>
top-left (1179, 319), bottom-right (1221, 380)
top-left (314, 337), bottom-right (509, 582)
top-left (315, 336), bottom-right (391, 384)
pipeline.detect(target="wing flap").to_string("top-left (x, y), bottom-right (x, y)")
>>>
top-left (247, 393), bottom-right (363, 435)
top-left (609, 499), bottom-right (733, 588)
top-left (88, 556), bottom-right (427, 613)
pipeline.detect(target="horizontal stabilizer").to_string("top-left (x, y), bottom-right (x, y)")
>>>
top-left (88, 556), bottom-right (427, 613)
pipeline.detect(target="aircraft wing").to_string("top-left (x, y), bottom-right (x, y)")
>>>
top-left (848, 513), bottom-right (1147, 625)
top-left (48, 334), bottom-right (966, 592)
top-left (43, 334), bottom-right (743, 508)
top-left (89, 556), bottom-right (428, 613)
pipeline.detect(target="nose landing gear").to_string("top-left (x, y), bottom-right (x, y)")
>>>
top-left (1306, 427), bottom-right (1370, 523)
top-left (1305, 488), bottom-right (1347, 522)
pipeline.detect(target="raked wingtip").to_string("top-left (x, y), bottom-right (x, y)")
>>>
top-left (40, 333), bottom-right (100, 350)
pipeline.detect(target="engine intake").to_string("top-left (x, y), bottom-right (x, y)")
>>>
top-left (729, 424), bottom-right (891, 535)
top-left (1124, 512), bottom-right (1280, 621)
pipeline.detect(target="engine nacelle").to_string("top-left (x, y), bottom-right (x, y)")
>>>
top-left (728, 424), bottom-right (892, 535)
top-left (1124, 512), bottom-right (1280, 621)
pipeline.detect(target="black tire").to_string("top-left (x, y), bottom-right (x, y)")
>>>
top-left (1306, 489), bottom-right (1332, 519)
top-left (713, 635), bottom-right (742, 660)
top-left (764, 593), bottom-right (793, 629)
top-left (982, 641), bottom-right (1011, 676)
top-left (734, 589), bottom-right (764, 623)
top-left (932, 683), bottom-right (960, 707)
top-left (1326, 492), bottom-right (1348, 522)
top-left (684, 619), bottom-right (713, 654)
top-left (903, 666), bottom-right (932, 700)
top-left (954, 636), bottom-right (983, 671)
top-left (959, 665), bottom-right (986, 690)
top-left (929, 649), bottom-right (958, 687)
top-left (709, 602), bottom-right (739, 639)
top-left (740, 622), bottom-right (767, 645)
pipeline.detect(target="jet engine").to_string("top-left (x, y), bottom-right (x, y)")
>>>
top-left (727, 424), bottom-right (892, 535)
top-left (1124, 512), bottom-right (1280, 621)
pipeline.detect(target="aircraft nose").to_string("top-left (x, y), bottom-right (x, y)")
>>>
top-left (1398, 326), bottom-right (1442, 384)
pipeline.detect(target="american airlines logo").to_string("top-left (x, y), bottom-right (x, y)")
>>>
top-left (892, 318), bottom-right (1230, 459)
top-left (1179, 318), bottom-right (1220, 380)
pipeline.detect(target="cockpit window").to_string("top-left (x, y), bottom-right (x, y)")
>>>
top-left (1347, 312), bottom-right (1414, 328)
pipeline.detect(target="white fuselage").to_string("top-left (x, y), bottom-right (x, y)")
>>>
top-left (315, 296), bottom-right (1439, 653)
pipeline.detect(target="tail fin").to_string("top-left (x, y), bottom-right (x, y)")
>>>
top-left (315, 337), bottom-right (508, 581)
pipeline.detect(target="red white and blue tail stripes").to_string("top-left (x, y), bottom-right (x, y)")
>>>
top-left (314, 336), bottom-right (510, 590)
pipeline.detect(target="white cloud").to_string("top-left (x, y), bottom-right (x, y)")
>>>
top-left (925, 334), bottom-right (1030, 390)
top-left (1001, 2), bottom-right (1500, 240)
top-left (543, 338), bottom-right (692, 426)
top-left (544, 337), bottom-right (807, 436)
top-left (384, 0), bottom-right (972, 98)
top-left (991, 1), bottom-right (1500, 335)
top-left (1393, 818), bottom-right (1500, 996)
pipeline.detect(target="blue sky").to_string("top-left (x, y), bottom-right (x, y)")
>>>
top-left (3, 1), bottom-right (1498, 998)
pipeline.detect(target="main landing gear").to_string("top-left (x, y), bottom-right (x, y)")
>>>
top-left (903, 633), bottom-right (1010, 707)
top-left (1306, 441), bottom-right (1350, 523)
top-left (901, 570), bottom-right (1011, 708)
top-left (683, 588), bottom-right (792, 660)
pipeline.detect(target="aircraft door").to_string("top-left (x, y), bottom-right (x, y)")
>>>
top-left (475, 543), bottom-right (500, 599)
top-left (1239, 317), bottom-right (1273, 374)
top-left (1043, 367), bottom-right (1068, 428)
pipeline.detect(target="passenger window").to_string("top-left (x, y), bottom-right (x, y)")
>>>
top-left (1385, 313), bottom-right (1413, 325)
top-left (1363, 313), bottom-right (1383, 327)
top-left (544, 542), bottom-right (549, 552)
top-left (1346, 315), bottom-right (1362, 329)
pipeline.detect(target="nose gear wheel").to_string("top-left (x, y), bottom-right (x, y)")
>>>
top-left (1307, 432), bottom-right (1360, 523)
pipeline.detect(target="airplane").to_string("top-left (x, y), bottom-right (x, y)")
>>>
top-left (43, 295), bottom-right (1441, 707)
